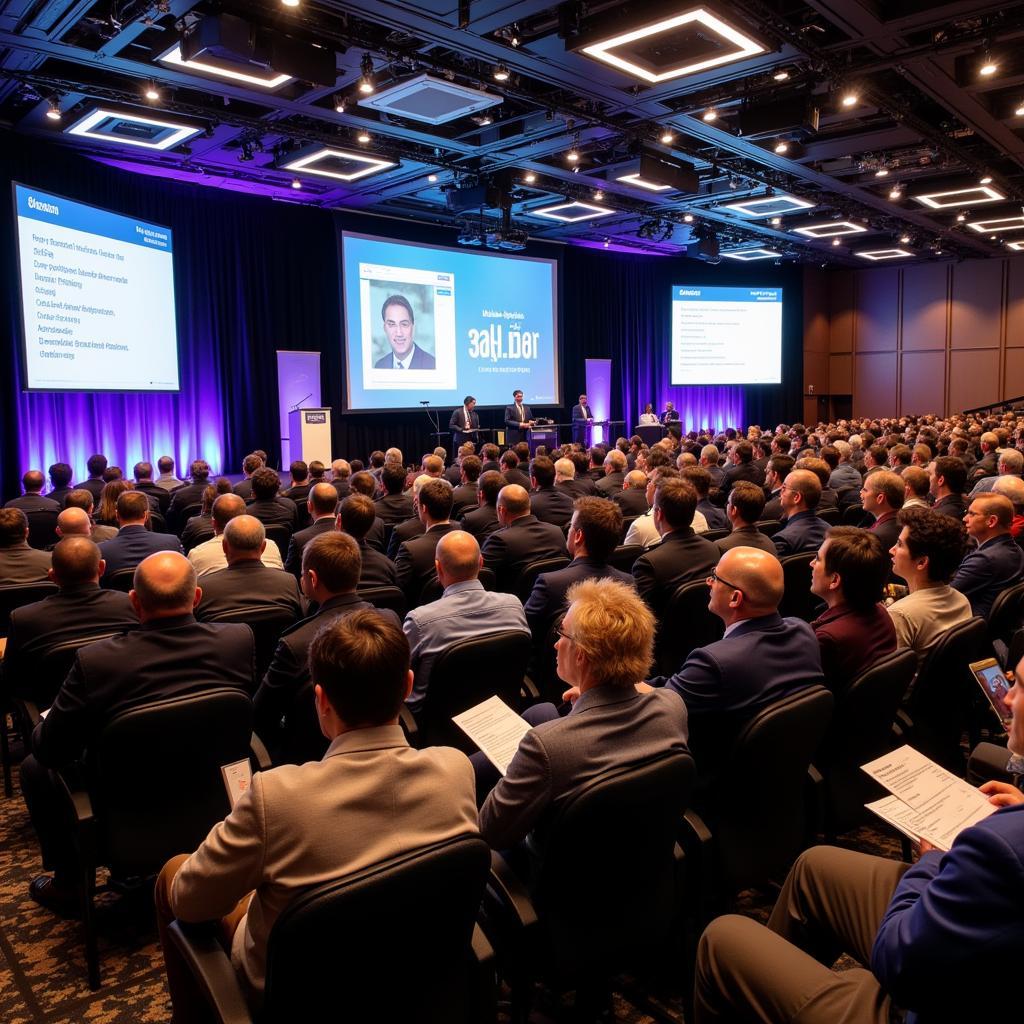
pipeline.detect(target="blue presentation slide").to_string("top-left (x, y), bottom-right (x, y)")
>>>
top-left (341, 231), bottom-right (559, 411)
top-left (670, 285), bottom-right (783, 386)
top-left (13, 183), bottom-right (180, 392)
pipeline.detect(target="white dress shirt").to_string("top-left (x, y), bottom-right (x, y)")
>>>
top-left (188, 535), bottom-right (285, 576)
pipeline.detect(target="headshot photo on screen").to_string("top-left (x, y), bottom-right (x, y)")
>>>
top-left (370, 283), bottom-right (435, 370)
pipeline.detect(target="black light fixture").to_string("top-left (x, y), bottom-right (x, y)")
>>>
top-left (359, 54), bottom-right (375, 95)
top-left (493, 63), bottom-right (510, 82)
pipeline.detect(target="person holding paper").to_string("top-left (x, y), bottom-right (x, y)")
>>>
top-left (571, 393), bottom-right (594, 445)
top-left (693, 648), bottom-right (1024, 1024)
top-left (504, 389), bottom-right (534, 445)
top-left (449, 395), bottom-right (480, 449)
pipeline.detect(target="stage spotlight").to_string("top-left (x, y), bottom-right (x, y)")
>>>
top-left (832, 238), bottom-right (841, 246)
top-left (357, 131), bottom-right (371, 143)
top-left (702, 108), bottom-right (718, 122)
top-left (683, 213), bottom-right (694, 223)
top-left (773, 69), bottom-right (789, 81)
top-left (875, 168), bottom-right (888, 178)
top-left (493, 64), bottom-right (510, 81)
top-left (144, 83), bottom-right (160, 101)
top-left (593, 189), bottom-right (604, 200)
top-left (957, 212), bottom-right (967, 222)
top-left (980, 175), bottom-right (993, 185)
top-left (774, 139), bottom-right (789, 154)
top-left (427, 173), bottom-right (438, 182)
top-left (1016, 103), bottom-right (1024, 117)
top-left (524, 171), bottom-right (536, 183)
top-left (291, 178), bottom-right (301, 189)
top-left (603, 238), bottom-right (610, 248)
top-left (334, 96), bottom-right (346, 113)
top-left (660, 130), bottom-right (673, 144)
top-left (770, 216), bottom-right (782, 226)
top-left (281, 0), bottom-right (299, 6)
top-left (359, 54), bottom-right (375, 94)
top-left (979, 52), bottom-right (998, 77)
top-left (900, 234), bottom-right (911, 244)
top-left (45, 99), bottom-right (62, 121)
top-left (889, 186), bottom-right (902, 200)
top-left (840, 90), bottom-right (859, 108)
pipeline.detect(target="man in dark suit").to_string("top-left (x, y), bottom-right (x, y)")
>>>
top-left (661, 402), bottom-right (680, 426)
top-left (338, 495), bottom-right (397, 590)
top-left (348, 471), bottom-right (387, 554)
top-left (284, 483), bottom-right (339, 577)
top-left (524, 497), bottom-right (633, 645)
top-left (952, 493), bottom-right (1024, 619)
top-left (449, 395), bottom-right (480, 449)
top-left (394, 478), bottom-right (461, 604)
top-left (167, 460), bottom-right (213, 531)
top-left (529, 456), bottom-right (575, 529)
top-left (720, 440), bottom-right (765, 493)
top-left (2, 537), bottom-right (138, 705)
top-left (386, 473), bottom-right (432, 560)
top-left (132, 462), bottom-right (171, 515)
top-left (451, 455), bottom-right (481, 519)
top-left (247, 468), bottom-right (298, 530)
top-left (374, 293), bottom-right (435, 369)
top-left (233, 454), bottom-right (264, 503)
top-left (500, 450), bottom-right (532, 490)
top-left (99, 491), bottom-right (183, 579)
top-left (929, 455), bottom-right (968, 520)
top-left (73, 453), bottom-right (107, 504)
top-left (595, 450), bottom-right (628, 497)
top-left (281, 462), bottom-right (312, 518)
top-left (571, 393), bottom-right (594, 446)
top-left (613, 470), bottom-right (650, 517)
top-left (196, 516), bottom-right (304, 623)
top-left (253, 532), bottom-right (400, 755)
top-left (556, 454), bottom-right (598, 500)
top-left (461, 470), bottom-right (503, 543)
top-left (968, 431), bottom-right (1000, 483)
top-left (374, 464), bottom-right (414, 527)
top-left (699, 445), bottom-right (725, 490)
top-left (45, 463), bottom-right (74, 508)
top-left (715, 481), bottom-right (777, 556)
top-left (329, 459), bottom-right (352, 501)
top-left (632, 478), bottom-right (719, 615)
top-left (4, 470), bottom-right (60, 514)
top-left (482, 484), bottom-right (569, 594)
top-left (859, 470), bottom-right (905, 554)
top-left (682, 466), bottom-right (729, 531)
top-left (20, 550), bottom-right (255, 913)
top-left (762, 454), bottom-right (795, 521)
top-left (772, 471), bottom-right (829, 557)
top-left (504, 389), bottom-right (534, 445)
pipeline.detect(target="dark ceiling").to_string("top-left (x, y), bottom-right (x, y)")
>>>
top-left (2, 0), bottom-right (1024, 266)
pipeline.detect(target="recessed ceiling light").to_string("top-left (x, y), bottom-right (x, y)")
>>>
top-left (770, 217), bottom-right (782, 226)
top-left (614, 172), bottom-right (672, 192)
top-left (144, 83), bottom-right (160, 101)
top-left (832, 238), bottom-right (841, 246)
top-left (773, 70), bottom-right (789, 81)
top-left (357, 131), bottom-right (371, 143)
top-left (875, 168), bottom-right (888, 178)
top-left (793, 221), bottom-right (868, 238)
top-left (493, 63), bottom-right (510, 82)
top-left (722, 248), bottom-right (777, 261)
top-left (524, 172), bottom-right (536, 183)
top-left (159, 44), bottom-right (293, 89)
top-left (427, 173), bottom-right (438, 182)
top-left (64, 107), bottom-right (202, 150)
top-left (722, 194), bottom-right (814, 217)
top-left (578, 7), bottom-right (765, 84)
top-left (660, 131), bottom-right (674, 144)
top-left (856, 249), bottom-right (912, 260)
top-left (532, 201), bottom-right (614, 223)
top-left (914, 185), bottom-right (1004, 208)
top-left (683, 213), bottom-right (694, 223)
top-left (840, 91), bottom-right (859, 108)
top-left (702, 108), bottom-right (718, 122)
top-left (281, 146), bottom-right (397, 182)
top-left (967, 215), bottom-right (1024, 234)
top-left (889, 187), bottom-right (903, 200)
top-left (979, 175), bottom-right (993, 185)
top-left (774, 140), bottom-right (789, 154)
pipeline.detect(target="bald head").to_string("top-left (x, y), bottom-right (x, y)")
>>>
top-left (212, 493), bottom-right (246, 532)
top-left (309, 482), bottom-right (339, 517)
top-left (497, 484), bottom-right (531, 520)
top-left (51, 536), bottom-right (103, 586)
top-left (717, 547), bottom-right (784, 616)
top-left (222, 514), bottom-right (266, 562)
top-left (624, 470), bottom-right (647, 490)
top-left (56, 506), bottom-right (92, 538)
top-left (435, 530), bottom-right (482, 586)
top-left (994, 474), bottom-right (1024, 512)
top-left (131, 551), bottom-right (199, 620)
top-left (555, 458), bottom-right (575, 482)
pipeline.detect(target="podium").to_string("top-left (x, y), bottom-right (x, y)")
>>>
top-left (288, 408), bottom-right (332, 466)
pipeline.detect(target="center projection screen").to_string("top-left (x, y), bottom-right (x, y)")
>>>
top-left (341, 231), bottom-right (559, 412)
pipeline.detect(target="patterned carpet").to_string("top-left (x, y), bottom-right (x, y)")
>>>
top-left (0, 731), bottom-right (900, 1024)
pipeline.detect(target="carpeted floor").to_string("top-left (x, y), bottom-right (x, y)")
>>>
top-left (0, 733), bottom-right (901, 1024)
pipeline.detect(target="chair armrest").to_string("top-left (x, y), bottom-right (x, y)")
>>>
top-left (967, 741), bottom-right (1017, 787)
top-left (53, 767), bottom-right (95, 826)
top-left (471, 921), bottom-right (495, 967)
top-left (679, 807), bottom-right (715, 922)
top-left (398, 704), bottom-right (419, 744)
top-left (14, 698), bottom-right (42, 730)
top-left (167, 921), bottom-right (253, 1024)
top-left (521, 675), bottom-right (541, 701)
top-left (248, 732), bottom-right (272, 772)
top-left (485, 850), bottom-right (539, 930)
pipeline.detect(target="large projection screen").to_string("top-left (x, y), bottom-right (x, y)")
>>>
top-left (341, 231), bottom-right (559, 412)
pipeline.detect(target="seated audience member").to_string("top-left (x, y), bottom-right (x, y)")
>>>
top-left (330, 458), bottom-right (352, 500)
top-left (52, 506), bottom-right (92, 542)
top-left (524, 497), bottom-right (633, 645)
top-left (132, 461), bottom-right (171, 515)
top-left (338, 494), bottom-right (397, 589)
top-left (282, 460), bottom-right (311, 504)
top-left (157, 610), bottom-right (478, 1018)
top-left (374, 463), bottom-right (414, 526)
top-left (859, 470), bottom-right (905, 553)
top-left (307, 460), bottom-right (326, 484)
top-left (180, 482), bottom-right (219, 552)
top-left (952, 493), bottom-right (1024, 618)
top-left (970, 446), bottom-right (1024, 497)
top-left (720, 439), bottom-right (764, 491)
top-left (188, 494), bottom-right (283, 576)
top-left (901, 465), bottom-right (930, 509)
top-left (699, 444), bottom-right (725, 488)
top-left (716, 481), bottom-right (777, 555)
top-left (632, 478), bottom-right (718, 613)
top-left (167, 460), bottom-right (212, 529)
top-left (386, 473), bottom-right (432, 559)
top-left (21, 552), bottom-right (254, 913)
top-left (796, 456), bottom-right (840, 510)
top-left (403, 532), bottom-right (527, 709)
top-left (98, 492), bottom-right (182, 578)
top-left (762, 453), bottom-right (795, 521)
top-left (612, 470), bottom-right (650, 518)
top-left (2, 537), bottom-right (137, 704)
top-left (929, 455), bottom-right (968, 519)
top-left (451, 455), bottom-right (482, 518)
top-left (828, 440), bottom-right (861, 492)
top-left (772, 470), bottom-right (828, 557)
top-left (73, 454), bottom-right (107, 503)
top-left (482, 485), bottom-right (569, 593)
top-left (479, 578), bottom-right (688, 850)
top-left (394, 478), bottom-right (462, 602)
top-left (94, 479), bottom-right (132, 527)
top-left (500, 451), bottom-right (531, 490)
top-left (562, 451), bottom-right (600, 497)
top-left (60, 492), bottom-right (116, 542)
top-left (529, 456), bottom-right (576, 528)
top-left (155, 455), bottom-right (183, 491)
top-left (46, 463), bottom-right (74, 508)
top-left (681, 465), bottom-right (729, 531)
top-left (5, 470), bottom-right (60, 514)
top-left (595, 449), bottom-right (628, 496)
top-left (284, 483), bottom-right (339, 577)
top-left (887, 507), bottom-right (972, 664)
top-left (809, 528), bottom-right (897, 693)
top-left (479, 443), bottom-right (501, 475)
top-left (694, 651), bottom-right (1024, 1024)
top-left (253, 533), bottom-right (400, 750)
top-left (460, 469), bottom-right (503, 542)
top-left (888, 444), bottom-right (912, 476)
top-left (993, 474), bottom-right (1024, 537)
top-left (196, 516), bottom-right (303, 622)
top-left (347, 472), bottom-right (387, 553)
top-left (625, 467), bottom-right (708, 548)
top-left (0, 508), bottom-right (52, 584)
top-left (247, 468), bottom-right (298, 531)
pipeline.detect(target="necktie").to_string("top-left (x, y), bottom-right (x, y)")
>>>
top-left (519, 404), bottom-right (524, 422)
top-left (465, 410), bottom-right (470, 428)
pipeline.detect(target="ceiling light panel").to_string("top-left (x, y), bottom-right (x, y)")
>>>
top-left (855, 249), bottom-right (913, 261)
top-left (792, 221), bottom-right (868, 238)
top-left (913, 185), bottom-right (1005, 208)
top-left (357, 74), bottom-right (501, 125)
top-left (722, 248), bottom-right (777, 261)
top-left (281, 147), bottom-right (397, 182)
top-left (578, 7), bottom-right (765, 84)
top-left (64, 107), bottom-right (202, 150)
top-left (1007, 241), bottom-right (1024, 251)
top-left (614, 173), bottom-right (673, 192)
top-left (159, 44), bottom-right (294, 89)
top-left (721, 194), bottom-right (815, 217)
top-left (966, 216), bottom-right (1024, 234)
top-left (531, 201), bottom-right (614, 222)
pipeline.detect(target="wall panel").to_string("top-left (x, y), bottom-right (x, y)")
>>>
top-left (853, 353), bottom-right (897, 418)
top-left (829, 271), bottom-right (855, 354)
top-left (949, 348), bottom-right (999, 412)
top-left (1007, 259), bottom-right (1024, 347)
top-left (902, 264), bottom-right (949, 352)
top-left (951, 261), bottom-right (1003, 350)
top-left (901, 351), bottom-right (946, 414)
top-left (856, 268), bottom-right (899, 352)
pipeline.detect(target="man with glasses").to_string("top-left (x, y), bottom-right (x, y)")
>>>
top-left (952, 493), bottom-right (1024, 619)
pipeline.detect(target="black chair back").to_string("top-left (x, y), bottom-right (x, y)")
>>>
top-left (701, 528), bottom-right (729, 542)
top-left (31, 632), bottom-right (124, 710)
top-left (102, 568), bottom-right (136, 593)
top-left (754, 519), bottom-right (781, 538)
top-left (26, 510), bottom-right (59, 550)
top-left (174, 504), bottom-right (202, 535)
top-left (608, 544), bottom-right (644, 573)
top-left (818, 507), bottom-right (840, 526)
top-left (778, 553), bottom-right (822, 623)
top-left (529, 753), bottom-right (696, 971)
top-left (419, 631), bottom-right (532, 750)
top-left (263, 524), bottom-right (292, 562)
top-left (357, 585), bottom-right (408, 619)
top-left (706, 686), bottom-right (833, 892)
top-left (91, 687), bottom-right (253, 877)
top-left (655, 580), bottom-right (723, 675)
top-left (148, 511), bottom-right (169, 534)
top-left (619, 515), bottom-right (640, 542)
top-left (818, 648), bottom-right (918, 834)
top-left (841, 504), bottom-right (866, 526)
top-left (203, 606), bottom-right (298, 679)
top-left (263, 835), bottom-right (491, 1023)
top-left (516, 557), bottom-right (571, 602)
top-left (988, 581), bottom-right (1024, 652)
top-left (906, 616), bottom-right (990, 773)
top-left (0, 581), bottom-right (58, 638)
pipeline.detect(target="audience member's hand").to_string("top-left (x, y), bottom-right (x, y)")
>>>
top-left (561, 685), bottom-right (580, 704)
top-left (980, 780), bottom-right (1024, 807)
top-left (916, 838), bottom-right (936, 857)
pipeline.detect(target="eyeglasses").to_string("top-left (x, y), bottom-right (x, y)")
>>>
top-left (555, 626), bottom-right (577, 644)
top-left (707, 569), bottom-right (743, 592)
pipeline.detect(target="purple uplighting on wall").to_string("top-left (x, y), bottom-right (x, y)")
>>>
top-left (661, 386), bottom-right (745, 434)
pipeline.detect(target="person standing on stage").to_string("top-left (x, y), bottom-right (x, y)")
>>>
top-left (449, 396), bottom-right (480, 449)
top-left (571, 394), bottom-right (594, 445)
top-left (505, 389), bottom-right (534, 445)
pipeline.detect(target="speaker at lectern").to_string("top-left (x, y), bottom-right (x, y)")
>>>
top-left (288, 408), bottom-right (332, 466)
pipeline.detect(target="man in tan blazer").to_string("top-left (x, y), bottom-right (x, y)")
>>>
top-left (155, 610), bottom-right (478, 1022)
